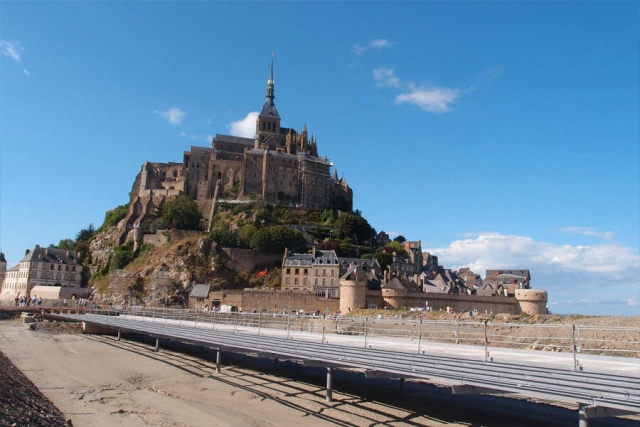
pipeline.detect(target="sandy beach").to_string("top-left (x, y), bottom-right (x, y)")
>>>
top-left (1, 318), bottom-right (638, 427)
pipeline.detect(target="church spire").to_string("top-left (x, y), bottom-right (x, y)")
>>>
top-left (265, 52), bottom-right (275, 104)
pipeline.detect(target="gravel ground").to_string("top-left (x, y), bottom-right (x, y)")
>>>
top-left (0, 348), bottom-right (69, 427)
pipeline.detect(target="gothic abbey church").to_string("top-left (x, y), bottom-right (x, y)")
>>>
top-left (121, 58), bottom-right (353, 244)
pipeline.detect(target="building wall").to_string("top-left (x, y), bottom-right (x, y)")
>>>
top-left (0, 253), bottom-right (85, 302)
top-left (240, 289), bottom-right (340, 314)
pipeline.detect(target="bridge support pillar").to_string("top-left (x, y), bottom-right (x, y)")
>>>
top-left (155, 337), bottom-right (160, 352)
top-left (326, 367), bottom-right (334, 403)
top-left (399, 378), bottom-right (405, 393)
top-left (216, 349), bottom-right (222, 373)
top-left (117, 329), bottom-right (121, 341)
top-left (578, 404), bottom-right (589, 427)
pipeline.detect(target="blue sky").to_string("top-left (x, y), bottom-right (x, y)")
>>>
top-left (1, 2), bottom-right (638, 315)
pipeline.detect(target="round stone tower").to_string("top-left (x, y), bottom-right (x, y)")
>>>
top-left (132, 223), bottom-right (144, 252)
top-left (340, 266), bottom-right (367, 313)
top-left (515, 289), bottom-right (548, 315)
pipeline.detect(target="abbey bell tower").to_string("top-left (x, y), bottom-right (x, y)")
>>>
top-left (255, 54), bottom-right (281, 145)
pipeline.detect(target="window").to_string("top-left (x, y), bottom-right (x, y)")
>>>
top-left (294, 278), bottom-right (299, 285)
top-left (285, 277), bottom-right (290, 285)
top-left (286, 268), bottom-right (291, 274)
top-left (303, 278), bottom-right (308, 285)
top-left (331, 269), bottom-right (335, 276)
top-left (295, 268), bottom-right (299, 275)
top-left (315, 268), bottom-right (319, 276)
top-left (331, 278), bottom-right (334, 286)
top-left (322, 278), bottom-right (326, 285)
top-left (304, 269), bottom-right (308, 275)
top-left (314, 278), bottom-right (318, 285)
top-left (323, 269), bottom-right (326, 276)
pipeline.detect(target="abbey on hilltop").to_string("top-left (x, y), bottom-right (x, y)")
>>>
top-left (121, 57), bottom-right (352, 244)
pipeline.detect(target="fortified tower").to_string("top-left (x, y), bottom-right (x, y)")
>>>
top-left (515, 289), bottom-right (548, 315)
top-left (339, 265), bottom-right (367, 313)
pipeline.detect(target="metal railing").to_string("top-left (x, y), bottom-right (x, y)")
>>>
top-left (51, 311), bottom-right (640, 421)
top-left (84, 307), bottom-right (639, 363)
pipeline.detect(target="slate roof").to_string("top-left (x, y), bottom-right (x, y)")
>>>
top-left (213, 134), bottom-right (255, 145)
top-left (20, 246), bottom-right (81, 266)
top-left (189, 284), bottom-right (210, 298)
top-left (260, 99), bottom-right (280, 118)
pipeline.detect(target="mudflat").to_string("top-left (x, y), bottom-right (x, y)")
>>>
top-left (1, 318), bottom-right (638, 427)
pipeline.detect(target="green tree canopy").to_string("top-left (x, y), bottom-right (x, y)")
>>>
top-left (99, 203), bottom-right (129, 231)
top-left (210, 223), bottom-right (239, 247)
top-left (161, 195), bottom-right (202, 230)
top-left (250, 226), bottom-right (307, 253)
top-left (383, 241), bottom-right (408, 257)
top-left (333, 213), bottom-right (375, 244)
top-left (76, 224), bottom-right (96, 243)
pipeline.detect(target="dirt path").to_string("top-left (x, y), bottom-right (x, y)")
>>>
top-left (0, 318), bottom-right (638, 427)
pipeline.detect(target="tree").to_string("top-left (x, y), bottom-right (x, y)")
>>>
top-left (210, 223), bottom-right (238, 247)
top-left (393, 235), bottom-right (406, 243)
top-left (250, 226), bottom-right (307, 253)
top-left (76, 224), bottom-right (96, 243)
top-left (99, 203), bottom-right (129, 231)
top-left (161, 195), bottom-right (202, 230)
top-left (373, 251), bottom-right (393, 270)
top-left (57, 239), bottom-right (75, 250)
top-left (383, 241), bottom-right (408, 257)
top-left (237, 224), bottom-right (258, 248)
top-left (333, 213), bottom-right (375, 244)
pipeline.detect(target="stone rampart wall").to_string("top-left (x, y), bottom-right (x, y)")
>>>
top-left (240, 289), bottom-right (340, 313)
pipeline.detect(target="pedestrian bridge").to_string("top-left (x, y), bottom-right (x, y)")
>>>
top-left (49, 310), bottom-right (640, 427)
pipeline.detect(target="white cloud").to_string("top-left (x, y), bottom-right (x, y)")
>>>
top-left (395, 86), bottom-right (462, 113)
top-left (424, 232), bottom-right (639, 275)
top-left (560, 226), bottom-right (614, 240)
top-left (228, 111), bottom-right (259, 138)
top-left (23, 69), bottom-right (29, 76)
top-left (353, 39), bottom-right (393, 55)
top-left (0, 40), bottom-right (22, 62)
top-left (372, 67), bottom-right (465, 113)
top-left (155, 107), bottom-right (186, 125)
top-left (423, 233), bottom-right (640, 315)
top-left (373, 68), bottom-right (402, 88)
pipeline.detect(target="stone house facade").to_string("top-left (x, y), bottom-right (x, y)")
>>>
top-left (0, 245), bottom-right (89, 303)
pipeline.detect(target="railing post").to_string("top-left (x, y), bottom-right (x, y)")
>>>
top-left (364, 317), bottom-right (368, 348)
top-left (417, 319), bottom-right (422, 354)
top-left (286, 313), bottom-right (291, 339)
top-left (572, 324), bottom-right (579, 370)
top-left (195, 312), bottom-right (198, 329)
top-left (322, 315), bottom-right (326, 343)
top-left (212, 308), bottom-right (216, 331)
top-left (258, 311), bottom-right (261, 336)
top-left (234, 311), bottom-right (237, 333)
top-left (484, 320), bottom-right (489, 361)
top-left (456, 322), bottom-right (460, 344)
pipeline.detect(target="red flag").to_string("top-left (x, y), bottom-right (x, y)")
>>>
top-left (257, 268), bottom-right (267, 278)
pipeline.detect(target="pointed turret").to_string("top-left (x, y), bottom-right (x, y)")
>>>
top-left (256, 53), bottom-right (281, 137)
top-left (265, 53), bottom-right (275, 103)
